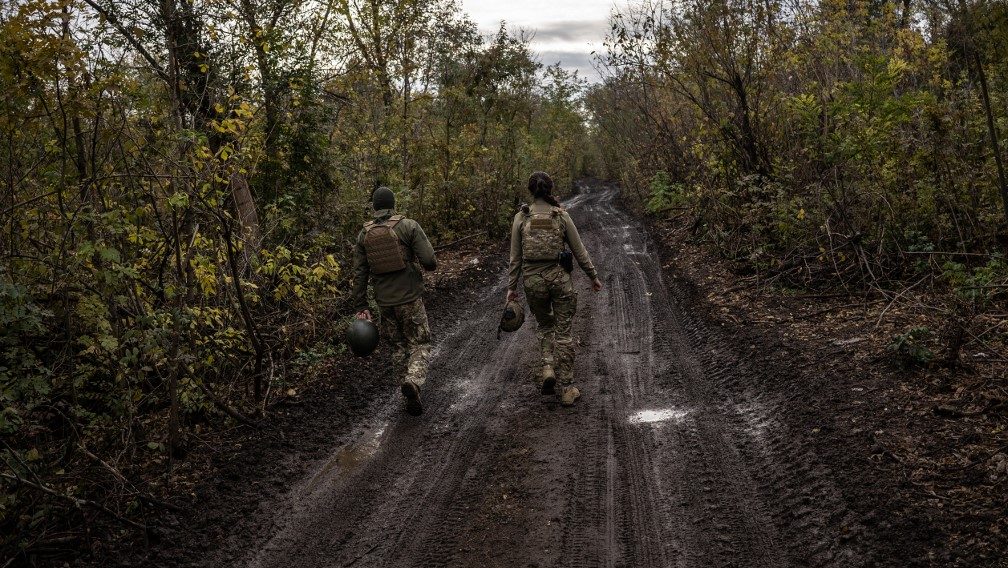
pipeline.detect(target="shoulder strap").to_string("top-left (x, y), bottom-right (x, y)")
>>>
top-left (518, 204), bottom-right (532, 232)
top-left (389, 216), bottom-right (408, 247)
top-left (365, 215), bottom-right (404, 231)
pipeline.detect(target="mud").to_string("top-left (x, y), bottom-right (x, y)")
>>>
top-left (111, 180), bottom-right (945, 567)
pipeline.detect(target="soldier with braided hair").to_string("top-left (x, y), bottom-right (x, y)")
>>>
top-left (506, 172), bottom-right (602, 406)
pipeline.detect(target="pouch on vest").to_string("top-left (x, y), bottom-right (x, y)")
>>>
top-left (363, 216), bottom-right (407, 274)
top-left (521, 208), bottom-right (565, 263)
top-left (558, 250), bottom-right (574, 273)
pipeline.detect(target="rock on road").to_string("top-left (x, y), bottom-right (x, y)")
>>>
top-left (213, 181), bottom-right (864, 568)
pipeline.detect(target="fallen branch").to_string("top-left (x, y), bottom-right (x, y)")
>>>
top-left (0, 472), bottom-right (146, 531)
top-left (435, 232), bottom-right (481, 251)
top-left (789, 299), bottom-right (884, 322)
top-left (790, 292), bottom-right (864, 301)
top-left (193, 377), bottom-right (260, 428)
top-left (77, 445), bottom-right (184, 513)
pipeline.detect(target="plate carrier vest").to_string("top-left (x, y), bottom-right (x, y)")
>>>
top-left (363, 215), bottom-right (407, 274)
top-left (520, 205), bottom-right (565, 263)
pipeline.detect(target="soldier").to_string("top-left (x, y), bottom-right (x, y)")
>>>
top-left (352, 186), bottom-right (437, 416)
top-left (506, 172), bottom-right (602, 406)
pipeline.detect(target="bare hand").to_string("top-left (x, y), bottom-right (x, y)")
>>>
top-left (506, 289), bottom-right (519, 303)
top-left (592, 278), bottom-right (603, 292)
top-left (356, 309), bottom-right (372, 321)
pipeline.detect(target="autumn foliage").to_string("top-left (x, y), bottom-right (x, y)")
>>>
top-left (0, 0), bottom-right (587, 559)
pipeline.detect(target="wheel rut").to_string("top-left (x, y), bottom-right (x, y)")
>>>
top-left (214, 181), bottom-right (867, 568)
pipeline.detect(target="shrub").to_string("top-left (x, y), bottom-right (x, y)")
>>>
top-left (888, 326), bottom-right (934, 369)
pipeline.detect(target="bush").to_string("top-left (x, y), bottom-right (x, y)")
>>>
top-left (646, 171), bottom-right (688, 215)
top-left (888, 326), bottom-right (934, 369)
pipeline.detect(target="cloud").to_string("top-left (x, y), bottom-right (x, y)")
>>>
top-left (529, 21), bottom-right (608, 83)
top-left (468, 15), bottom-right (611, 82)
top-left (528, 19), bottom-right (609, 43)
top-left (536, 50), bottom-right (602, 82)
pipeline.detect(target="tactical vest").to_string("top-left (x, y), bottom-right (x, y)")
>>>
top-left (521, 206), bottom-right (565, 262)
top-left (363, 215), bottom-right (407, 274)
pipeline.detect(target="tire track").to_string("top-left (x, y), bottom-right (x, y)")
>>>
top-left (215, 180), bottom-right (868, 568)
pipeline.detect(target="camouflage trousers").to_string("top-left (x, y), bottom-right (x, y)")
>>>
top-left (523, 265), bottom-right (578, 385)
top-left (379, 298), bottom-right (431, 387)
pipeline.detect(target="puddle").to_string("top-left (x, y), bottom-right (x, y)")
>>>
top-left (305, 420), bottom-right (388, 492)
top-left (628, 407), bottom-right (689, 426)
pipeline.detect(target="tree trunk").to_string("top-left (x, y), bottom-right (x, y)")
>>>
top-left (230, 170), bottom-right (262, 264)
top-left (972, 51), bottom-right (1008, 226)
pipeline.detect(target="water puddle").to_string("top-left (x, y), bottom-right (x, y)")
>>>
top-left (304, 420), bottom-right (388, 493)
top-left (628, 407), bottom-right (689, 426)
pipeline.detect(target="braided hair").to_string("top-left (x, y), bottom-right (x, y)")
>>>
top-left (528, 171), bottom-right (560, 207)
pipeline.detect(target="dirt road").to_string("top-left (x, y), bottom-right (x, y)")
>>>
top-left (209, 181), bottom-right (867, 568)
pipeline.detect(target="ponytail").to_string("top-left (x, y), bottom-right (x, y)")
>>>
top-left (528, 171), bottom-right (560, 207)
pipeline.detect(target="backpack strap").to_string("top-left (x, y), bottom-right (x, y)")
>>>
top-left (517, 204), bottom-right (532, 231)
top-left (364, 215), bottom-right (404, 231)
top-left (550, 207), bottom-right (569, 246)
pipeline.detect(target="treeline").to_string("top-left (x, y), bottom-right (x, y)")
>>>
top-left (0, 0), bottom-right (587, 559)
top-left (588, 0), bottom-right (1008, 291)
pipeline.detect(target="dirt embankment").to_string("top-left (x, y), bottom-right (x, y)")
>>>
top-left (645, 211), bottom-right (1008, 566)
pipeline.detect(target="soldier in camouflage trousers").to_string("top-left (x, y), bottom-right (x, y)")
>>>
top-left (507, 172), bottom-right (602, 406)
top-left (377, 298), bottom-right (431, 390)
top-left (352, 186), bottom-right (437, 416)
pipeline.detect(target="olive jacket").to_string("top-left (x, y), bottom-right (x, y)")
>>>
top-left (351, 208), bottom-right (437, 311)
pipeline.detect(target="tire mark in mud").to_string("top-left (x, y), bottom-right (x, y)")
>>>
top-left (218, 181), bottom-right (867, 568)
top-left (248, 300), bottom-right (535, 567)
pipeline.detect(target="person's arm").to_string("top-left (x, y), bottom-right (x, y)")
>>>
top-left (507, 213), bottom-right (524, 295)
top-left (351, 231), bottom-right (371, 314)
top-left (562, 211), bottom-right (601, 284)
top-left (409, 221), bottom-right (437, 271)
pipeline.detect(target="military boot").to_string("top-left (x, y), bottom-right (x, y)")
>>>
top-left (540, 366), bottom-right (556, 395)
top-left (560, 386), bottom-right (580, 407)
top-left (401, 381), bottom-right (423, 416)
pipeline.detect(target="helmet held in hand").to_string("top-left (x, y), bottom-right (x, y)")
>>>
top-left (499, 301), bottom-right (525, 334)
top-left (346, 318), bottom-right (380, 357)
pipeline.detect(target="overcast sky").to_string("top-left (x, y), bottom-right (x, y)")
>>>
top-left (459, 0), bottom-right (627, 82)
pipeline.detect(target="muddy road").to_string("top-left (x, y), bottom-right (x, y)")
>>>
top-left (209, 182), bottom-right (867, 568)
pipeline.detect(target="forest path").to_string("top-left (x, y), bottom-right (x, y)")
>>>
top-left (213, 180), bottom-right (864, 568)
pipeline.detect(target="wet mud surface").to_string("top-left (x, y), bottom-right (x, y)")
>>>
top-left (112, 181), bottom-right (956, 567)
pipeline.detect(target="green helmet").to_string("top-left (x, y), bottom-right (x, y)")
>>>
top-left (346, 319), bottom-right (380, 357)
top-left (498, 301), bottom-right (525, 335)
